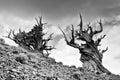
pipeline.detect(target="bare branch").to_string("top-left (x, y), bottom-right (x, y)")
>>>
top-left (36, 16), bottom-right (47, 26)
top-left (70, 24), bottom-right (75, 43)
top-left (58, 26), bottom-right (68, 42)
top-left (95, 35), bottom-right (106, 46)
top-left (39, 16), bottom-right (42, 26)
top-left (86, 23), bottom-right (91, 32)
top-left (45, 46), bottom-right (56, 50)
top-left (78, 13), bottom-right (83, 33)
top-left (42, 33), bottom-right (53, 46)
top-left (101, 47), bottom-right (108, 54)
top-left (93, 19), bottom-right (103, 35)
top-left (11, 29), bottom-right (16, 36)
top-left (98, 19), bottom-right (103, 32)
top-left (89, 26), bottom-right (93, 37)
top-left (75, 15), bottom-right (93, 42)
top-left (59, 26), bottom-right (80, 49)
top-left (46, 33), bottom-right (53, 41)
top-left (19, 28), bottom-right (22, 33)
top-left (86, 23), bottom-right (94, 36)
top-left (44, 50), bottom-right (51, 57)
top-left (35, 17), bottom-right (39, 25)
top-left (5, 29), bottom-right (14, 40)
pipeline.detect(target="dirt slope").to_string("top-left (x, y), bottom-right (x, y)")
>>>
top-left (0, 38), bottom-right (120, 80)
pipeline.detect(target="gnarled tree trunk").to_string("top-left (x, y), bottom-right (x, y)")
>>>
top-left (79, 44), bottom-right (110, 74)
top-left (59, 14), bottom-right (111, 74)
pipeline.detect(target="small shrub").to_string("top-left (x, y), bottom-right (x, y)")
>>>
top-left (57, 62), bottom-right (63, 65)
top-left (12, 50), bottom-right (19, 54)
top-left (70, 65), bottom-right (76, 68)
top-left (72, 74), bottom-right (80, 80)
top-left (15, 56), bottom-right (26, 64)
top-left (47, 57), bottom-right (56, 64)
top-left (78, 67), bottom-right (84, 72)
top-left (0, 38), bottom-right (5, 44)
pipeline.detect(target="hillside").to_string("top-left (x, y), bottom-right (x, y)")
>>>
top-left (0, 38), bottom-right (120, 80)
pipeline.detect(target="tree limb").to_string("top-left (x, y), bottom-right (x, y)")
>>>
top-left (58, 26), bottom-right (68, 42)
top-left (59, 26), bottom-right (80, 49)
top-left (95, 35), bottom-right (106, 46)
top-left (78, 13), bottom-right (83, 33)
top-left (5, 29), bottom-right (15, 40)
top-left (93, 19), bottom-right (103, 35)
top-left (101, 47), bottom-right (108, 54)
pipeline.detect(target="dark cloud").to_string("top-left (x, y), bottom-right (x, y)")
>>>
top-left (101, 6), bottom-right (120, 17)
top-left (0, 0), bottom-right (120, 23)
top-left (0, 0), bottom-right (86, 19)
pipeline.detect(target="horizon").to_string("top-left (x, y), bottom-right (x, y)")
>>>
top-left (0, 0), bottom-right (120, 75)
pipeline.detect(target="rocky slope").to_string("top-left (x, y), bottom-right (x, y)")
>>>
top-left (0, 38), bottom-right (120, 80)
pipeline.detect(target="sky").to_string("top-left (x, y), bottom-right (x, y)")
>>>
top-left (0, 0), bottom-right (120, 74)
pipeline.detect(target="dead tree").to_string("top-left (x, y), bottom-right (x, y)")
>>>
top-left (6, 17), bottom-right (54, 57)
top-left (59, 14), bottom-right (111, 74)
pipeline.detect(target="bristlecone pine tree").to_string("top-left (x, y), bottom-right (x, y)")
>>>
top-left (59, 14), bottom-right (111, 74)
top-left (6, 17), bottom-right (54, 57)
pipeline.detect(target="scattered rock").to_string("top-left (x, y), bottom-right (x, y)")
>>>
top-left (12, 50), bottom-right (19, 54)
top-left (0, 38), bottom-right (5, 44)
top-left (0, 38), bottom-right (120, 80)
top-left (15, 56), bottom-right (26, 64)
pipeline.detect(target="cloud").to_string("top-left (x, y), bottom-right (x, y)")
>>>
top-left (99, 16), bottom-right (120, 74)
top-left (0, 0), bottom-right (120, 23)
top-left (0, 12), bottom-right (35, 31)
top-left (52, 34), bottom-right (63, 45)
top-left (0, 0), bottom-right (85, 20)
top-left (0, 25), bottom-right (7, 35)
top-left (0, 13), bottom-right (36, 45)
top-left (50, 38), bottom-right (81, 67)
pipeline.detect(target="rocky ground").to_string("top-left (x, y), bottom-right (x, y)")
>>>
top-left (0, 38), bottom-right (120, 80)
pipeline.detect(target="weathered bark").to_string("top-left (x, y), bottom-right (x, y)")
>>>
top-left (59, 14), bottom-right (111, 74)
top-left (79, 43), bottom-right (110, 74)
